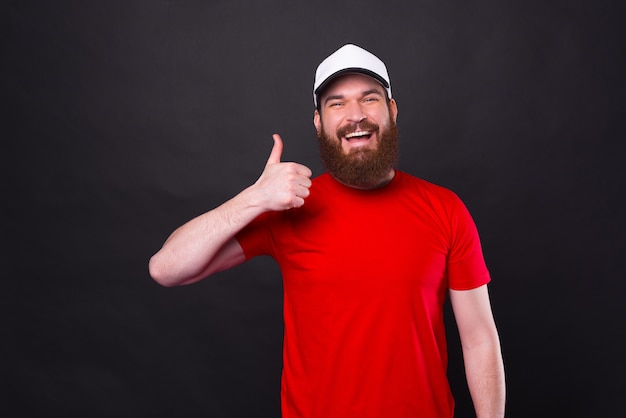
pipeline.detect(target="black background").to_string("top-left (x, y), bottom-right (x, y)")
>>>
top-left (4, 1), bottom-right (625, 417)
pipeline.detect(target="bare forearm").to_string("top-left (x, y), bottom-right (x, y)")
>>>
top-left (463, 338), bottom-right (506, 418)
top-left (148, 184), bottom-right (265, 286)
top-left (149, 134), bottom-right (312, 287)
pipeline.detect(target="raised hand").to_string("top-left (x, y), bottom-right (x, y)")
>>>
top-left (253, 134), bottom-right (312, 211)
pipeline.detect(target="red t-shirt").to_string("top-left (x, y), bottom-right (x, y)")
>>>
top-left (236, 170), bottom-right (490, 418)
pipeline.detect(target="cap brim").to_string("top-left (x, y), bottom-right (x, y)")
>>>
top-left (314, 67), bottom-right (390, 96)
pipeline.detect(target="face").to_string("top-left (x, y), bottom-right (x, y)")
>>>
top-left (314, 74), bottom-right (399, 189)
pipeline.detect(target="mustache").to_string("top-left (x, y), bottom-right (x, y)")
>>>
top-left (336, 120), bottom-right (380, 139)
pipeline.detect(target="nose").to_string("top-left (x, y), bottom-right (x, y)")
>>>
top-left (347, 103), bottom-right (366, 123)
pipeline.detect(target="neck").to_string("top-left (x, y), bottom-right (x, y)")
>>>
top-left (332, 169), bottom-right (396, 190)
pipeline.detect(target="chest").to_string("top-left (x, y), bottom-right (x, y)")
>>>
top-left (274, 193), bottom-right (452, 290)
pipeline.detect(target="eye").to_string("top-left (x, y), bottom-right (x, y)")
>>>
top-left (363, 96), bottom-right (379, 103)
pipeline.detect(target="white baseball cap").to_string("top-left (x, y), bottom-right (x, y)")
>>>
top-left (313, 44), bottom-right (392, 107)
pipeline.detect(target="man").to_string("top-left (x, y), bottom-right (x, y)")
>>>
top-left (149, 44), bottom-right (506, 417)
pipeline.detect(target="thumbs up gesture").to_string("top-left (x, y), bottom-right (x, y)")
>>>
top-left (253, 134), bottom-right (313, 211)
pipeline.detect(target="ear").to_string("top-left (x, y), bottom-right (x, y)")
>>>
top-left (388, 98), bottom-right (398, 123)
top-left (313, 109), bottom-right (321, 134)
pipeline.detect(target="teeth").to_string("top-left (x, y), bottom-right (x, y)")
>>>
top-left (345, 131), bottom-right (370, 139)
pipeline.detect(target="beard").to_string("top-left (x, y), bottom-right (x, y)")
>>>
top-left (316, 117), bottom-right (399, 189)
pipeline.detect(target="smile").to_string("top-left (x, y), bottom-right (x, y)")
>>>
top-left (344, 131), bottom-right (373, 141)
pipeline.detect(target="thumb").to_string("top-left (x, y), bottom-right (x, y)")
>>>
top-left (266, 133), bottom-right (283, 165)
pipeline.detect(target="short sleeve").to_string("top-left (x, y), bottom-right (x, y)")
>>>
top-left (235, 212), bottom-right (276, 260)
top-left (446, 195), bottom-right (491, 290)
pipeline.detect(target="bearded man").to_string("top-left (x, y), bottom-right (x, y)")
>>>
top-left (149, 44), bottom-right (506, 418)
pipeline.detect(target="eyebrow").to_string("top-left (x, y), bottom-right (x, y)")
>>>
top-left (323, 89), bottom-right (385, 106)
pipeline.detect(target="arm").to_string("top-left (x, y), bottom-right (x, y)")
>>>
top-left (148, 134), bottom-right (312, 287)
top-left (449, 284), bottom-right (506, 418)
